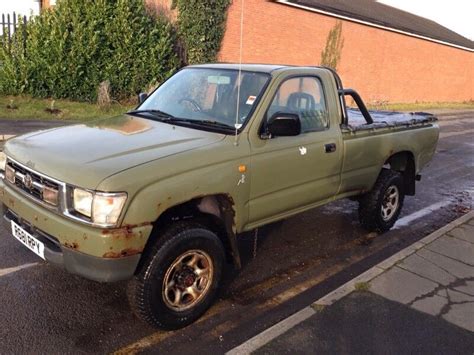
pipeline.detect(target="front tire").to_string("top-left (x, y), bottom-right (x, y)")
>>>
top-left (127, 221), bottom-right (225, 329)
top-left (358, 169), bottom-right (405, 232)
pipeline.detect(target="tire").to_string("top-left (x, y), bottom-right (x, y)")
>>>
top-left (127, 221), bottom-right (225, 329)
top-left (358, 169), bottom-right (405, 233)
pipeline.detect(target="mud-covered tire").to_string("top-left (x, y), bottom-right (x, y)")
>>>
top-left (358, 169), bottom-right (405, 232)
top-left (127, 221), bottom-right (225, 329)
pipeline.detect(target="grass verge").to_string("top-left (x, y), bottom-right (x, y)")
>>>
top-left (365, 101), bottom-right (474, 112)
top-left (0, 95), bottom-right (135, 121)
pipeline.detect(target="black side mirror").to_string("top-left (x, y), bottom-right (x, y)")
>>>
top-left (267, 112), bottom-right (301, 137)
top-left (138, 92), bottom-right (148, 104)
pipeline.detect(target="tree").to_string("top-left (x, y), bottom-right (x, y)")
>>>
top-left (320, 21), bottom-right (344, 70)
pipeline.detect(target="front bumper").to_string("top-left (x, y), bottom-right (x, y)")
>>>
top-left (0, 180), bottom-right (152, 282)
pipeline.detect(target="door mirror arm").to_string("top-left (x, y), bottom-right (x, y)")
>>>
top-left (138, 92), bottom-right (148, 104)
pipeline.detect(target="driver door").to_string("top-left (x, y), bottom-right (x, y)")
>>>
top-left (248, 76), bottom-right (342, 224)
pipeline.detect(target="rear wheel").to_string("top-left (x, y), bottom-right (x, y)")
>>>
top-left (127, 221), bottom-right (224, 329)
top-left (358, 169), bottom-right (405, 232)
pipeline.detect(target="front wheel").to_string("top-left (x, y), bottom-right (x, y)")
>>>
top-left (127, 221), bottom-right (225, 329)
top-left (358, 169), bottom-right (405, 232)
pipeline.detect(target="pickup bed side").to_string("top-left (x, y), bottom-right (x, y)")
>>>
top-left (339, 124), bottom-right (439, 197)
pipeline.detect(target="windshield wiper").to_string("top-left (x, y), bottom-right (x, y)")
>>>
top-left (186, 119), bottom-right (235, 130)
top-left (127, 110), bottom-right (235, 131)
top-left (127, 109), bottom-right (175, 120)
top-left (154, 116), bottom-right (234, 130)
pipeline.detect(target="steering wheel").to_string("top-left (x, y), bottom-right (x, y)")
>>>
top-left (179, 98), bottom-right (202, 112)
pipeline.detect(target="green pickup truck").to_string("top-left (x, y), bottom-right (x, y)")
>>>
top-left (0, 64), bottom-right (439, 329)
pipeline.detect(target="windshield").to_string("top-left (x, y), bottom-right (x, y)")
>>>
top-left (138, 68), bottom-right (270, 129)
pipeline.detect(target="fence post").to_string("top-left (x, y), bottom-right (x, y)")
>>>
top-left (13, 12), bottom-right (16, 38)
top-left (7, 13), bottom-right (11, 42)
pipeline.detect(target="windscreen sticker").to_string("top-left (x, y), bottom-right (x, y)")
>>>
top-left (246, 95), bottom-right (257, 105)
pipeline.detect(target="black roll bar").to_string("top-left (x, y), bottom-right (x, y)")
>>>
top-left (318, 66), bottom-right (374, 125)
top-left (338, 89), bottom-right (374, 124)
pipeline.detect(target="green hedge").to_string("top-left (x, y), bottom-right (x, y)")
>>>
top-left (173, 0), bottom-right (231, 64)
top-left (0, 0), bottom-right (179, 102)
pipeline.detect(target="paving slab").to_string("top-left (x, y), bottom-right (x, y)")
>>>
top-left (416, 249), bottom-right (474, 279)
top-left (447, 289), bottom-right (474, 303)
top-left (454, 280), bottom-right (474, 296)
top-left (369, 266), bottom-right (438, 305)
top-left (426, 236), bottom-right (474, 267)
top-left (437, 289), bottom-right (448, 298)
top-left (447, 224), bottom-right (474, 244)
top-left (411, 294), bottom-right (447, 316)
top-left (443, 303), bottom-right (474, 332)
top-left (397, 253), bottom-right (456, 286)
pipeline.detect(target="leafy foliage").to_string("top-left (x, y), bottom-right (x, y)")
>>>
top-left (320, 21), bottom-right (344, 70)
top-left (173, 0), bottom-right (231, 64)
top-left (0, 0), bottom-right (179, 102)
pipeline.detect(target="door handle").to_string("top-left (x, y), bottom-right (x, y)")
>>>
top-left (325, 143), bottom-right (337, 153)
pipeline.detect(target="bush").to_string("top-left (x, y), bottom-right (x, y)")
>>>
top-left (0, 0), bottom-right (179, 102)
top-left (173, 0), bottom-right (231, 64)
top-left (0, 17), bottom-right (29, 95)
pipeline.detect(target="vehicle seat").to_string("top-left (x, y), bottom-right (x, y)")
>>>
top-left (287, 92), bottom-right (316, 111)
top-left (287, 92), bottom-right (327, 132)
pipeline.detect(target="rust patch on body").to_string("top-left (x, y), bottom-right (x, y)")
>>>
top-left (103, 248), bottom-right (142, 258)
top-left (101, 221), bottom-right (152, 239)
top-left (64, 242), bottom-right (79, 250)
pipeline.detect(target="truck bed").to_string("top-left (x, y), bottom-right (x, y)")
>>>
top-left (346, 108), bottom-right (438, 131)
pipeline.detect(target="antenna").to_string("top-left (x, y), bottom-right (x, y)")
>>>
top-left (234, 0), bottom-right (244, 146)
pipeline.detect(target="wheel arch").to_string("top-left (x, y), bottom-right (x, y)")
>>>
top-left (136, 194), bottom-right (241, 274)
top-left (384, 151), bottom-right (416, 195)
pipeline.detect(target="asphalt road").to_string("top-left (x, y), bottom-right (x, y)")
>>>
top-left (0, 111), bottom-right (472, 354)
top-left (0, 119), bottom-right (70, 136)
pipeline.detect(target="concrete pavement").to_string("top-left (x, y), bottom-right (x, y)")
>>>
top-left (231, 211), bottom-right (474, 354)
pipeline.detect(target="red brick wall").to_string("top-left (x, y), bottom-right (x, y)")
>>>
top-left (219, 0), bottom-right (473, 103)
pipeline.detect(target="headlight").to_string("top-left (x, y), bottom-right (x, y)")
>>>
top-left (92, 192), bottom-right (127, 225)
top-left (73, 188), bottom-right (127, 226)
top-left (73, 188), bottom-right (93, 217)
top-left (0, 152), bottom-right (6, 172)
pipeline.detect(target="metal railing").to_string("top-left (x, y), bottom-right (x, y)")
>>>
top-left (0, 12), bottom-right (28, 40)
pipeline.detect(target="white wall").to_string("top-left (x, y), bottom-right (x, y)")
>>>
top-left (0, 0), bottom-right (40, 17)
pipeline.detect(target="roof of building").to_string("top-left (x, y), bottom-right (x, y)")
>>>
top-left (279, 0), bottom-right (474, 50)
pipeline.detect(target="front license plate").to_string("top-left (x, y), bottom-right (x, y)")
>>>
top-left (11, 221), bottom-right (45, 260)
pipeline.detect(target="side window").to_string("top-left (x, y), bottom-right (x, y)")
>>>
top-left (268, 77), bottom-right (329, 133)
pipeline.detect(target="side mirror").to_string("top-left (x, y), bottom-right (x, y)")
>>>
top-left (138, 92), bottom-right (148, 104)
top-left (267, 112), bottom-right (301, 137)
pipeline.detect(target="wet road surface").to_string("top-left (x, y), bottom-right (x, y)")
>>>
top-left (0, 112), bottom-right (472, 353)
